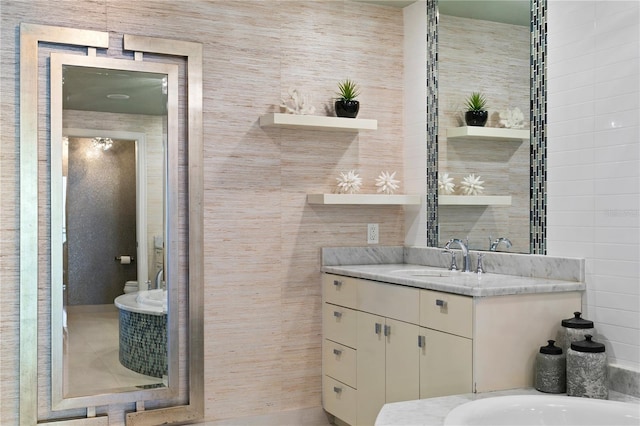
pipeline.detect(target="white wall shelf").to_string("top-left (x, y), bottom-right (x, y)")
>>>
top-left (438, 195), bottom-right (512, 206)
top-left (446, 126), bottom-right (529, 142)
top-left (307, 194), bottom-right (421, 205)
top-left (259, 113), bottom-right (377, 131)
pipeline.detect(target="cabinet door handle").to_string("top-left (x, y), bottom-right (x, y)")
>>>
top-left (384, 324), bottom-right (391, 337)
top-left (375, 323), bottom-right (382, 335)
top-left (333, 348), bottom-right (342, 356)
top-left (333, 311), bottom-right (342, 318)
top-left (333, 386), bottom-right (342, 394)
top-left (436, 299), bottom-right (447, 307)
top-left (333, 280), bottom-right (342, 287)
top-left (418, 335), bottom-right (426, 348)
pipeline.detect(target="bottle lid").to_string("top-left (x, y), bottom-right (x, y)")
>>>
top-left (561, 312), bottom-right (594, 329)
top-left (571, 334), bottom-right (605, 353)
top-left (539, 340), bottom-right (562, 355)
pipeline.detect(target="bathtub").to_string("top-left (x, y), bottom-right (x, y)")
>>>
top-left (444, 395), bottom-right (640, 426)
top-left (114, 289), bottom-right (167, 378)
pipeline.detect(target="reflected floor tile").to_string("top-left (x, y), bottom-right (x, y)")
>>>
top-left (65, 306), bottom-right (162, 396)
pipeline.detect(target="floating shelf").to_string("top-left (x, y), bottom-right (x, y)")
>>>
top-left (307, 194), bottom-right (421, 205)
top-left (446, 126), bottom-right (529, 142)
top-left (438, 195), bottom-right (512, 206)
top-left (259, 113), bottom-right (377, 131)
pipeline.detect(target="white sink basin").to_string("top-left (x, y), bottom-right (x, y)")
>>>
top-left (389, 268), bottom-right (455, 277)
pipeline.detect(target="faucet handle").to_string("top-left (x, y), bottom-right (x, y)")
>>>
top-left (476, 253), bottom-right (486, 274)
top-left (442, 249), bottom-right (458, 271)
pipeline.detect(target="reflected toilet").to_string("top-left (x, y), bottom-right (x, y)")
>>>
top-left (123, 280), bottom-right (138, 294)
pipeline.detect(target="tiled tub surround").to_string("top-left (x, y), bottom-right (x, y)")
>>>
top-left (118, 309), bottom-right (167, 379)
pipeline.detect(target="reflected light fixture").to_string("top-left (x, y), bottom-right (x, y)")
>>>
top-left (92, 137), bottom-right (113, 151)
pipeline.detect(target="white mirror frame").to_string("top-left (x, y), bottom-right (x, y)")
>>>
top-left (19, 23), bottom-right (203, 425)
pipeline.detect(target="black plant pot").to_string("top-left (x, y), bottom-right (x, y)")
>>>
top-left (465, 110), bottom-right (488, 126)
top-left (335, 100), bottom-right (360, 118)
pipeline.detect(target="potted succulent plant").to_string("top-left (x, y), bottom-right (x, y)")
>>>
top-left (464, 92), bottom-right (488, 126)
top-left (335, 79), bottom-right (360, 118)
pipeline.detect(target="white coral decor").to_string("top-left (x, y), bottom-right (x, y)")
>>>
top-left (280, 87), bottom-right (316, 115)
top-left (499, 107), bottom-right (525, 129)
top-left (460, 174), bottom-right (485, 195)
top-left (336, 170), bottom-right (363, 194)
top-left (375, 171), bottom-right (400, 194)
top-left (438, 172), bottom-right (456, 195)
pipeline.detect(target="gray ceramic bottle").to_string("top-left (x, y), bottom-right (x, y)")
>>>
top-left (535, 340), bottom-right (566, 393)
top-left (566, 334), bottom-right (608, 399)
top-left (558, 312), bottom-right (595, 354)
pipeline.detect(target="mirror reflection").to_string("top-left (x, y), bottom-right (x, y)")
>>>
top-left (58, 63), bottom-right (168, 397)
top-left (437, 0), bottom-right (531, 253)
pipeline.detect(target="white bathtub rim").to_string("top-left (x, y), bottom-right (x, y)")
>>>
top-left (114, 289), bottom-right (167, 316)
top-left (443, 394), bottom-right (640, 426)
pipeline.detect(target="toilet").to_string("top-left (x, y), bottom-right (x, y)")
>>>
top-left (123, 280), bottom-right (138, 294)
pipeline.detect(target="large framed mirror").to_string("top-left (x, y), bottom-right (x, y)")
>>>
top-left (426, 0), bottom-right (546, 254)
top-left (19, 23), bottom-right (203, 425)
top-left (50, 53), bottom-right (179, 409)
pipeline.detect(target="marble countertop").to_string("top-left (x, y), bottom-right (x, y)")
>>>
top-left (375, 388), bottom-right (640, 426)
top-left (321, 263), bottom-right (585, 297)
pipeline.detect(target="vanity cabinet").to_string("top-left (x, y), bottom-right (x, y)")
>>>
top-left (322, 272), bottom-right (582, 426)
top-left (419, 290), bottom-right (473, 399)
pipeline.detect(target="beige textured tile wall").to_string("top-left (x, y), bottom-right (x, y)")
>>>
top-left (0, 1), bottom-right (405, 424)
top-left (438, 15), bottom-right (530, 252)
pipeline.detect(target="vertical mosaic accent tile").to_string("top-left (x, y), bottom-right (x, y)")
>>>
top-left (530, 0), bottom-right (547, 254)
top-left (119, 309), bottom-right (168, 378)
top-left (426, 0), bottom-right (439, 247)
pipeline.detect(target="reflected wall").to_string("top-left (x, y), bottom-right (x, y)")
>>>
top-left (437, 14), bottom-right (530, 252)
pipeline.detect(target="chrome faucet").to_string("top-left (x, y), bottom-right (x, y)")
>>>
top-left (489, 237), bottom-right (512, 252)
top-left (444, 238), bottom-right (471, 272)
top-left (155, 268), bottom-right (164, 290)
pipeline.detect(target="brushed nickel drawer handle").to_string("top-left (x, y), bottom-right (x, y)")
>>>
top-left (333, 280), bottom-right (342, 286)
top-left (436, 299), bottom-right (447, 307)
top-left (418, 335), bottom-right (426, 348)
top-left (333, 386), bottom-right (342, 393)
top-left (333, 348), bottom-right (342, 356)
top-left (333, 311), bottom-right (342, 318)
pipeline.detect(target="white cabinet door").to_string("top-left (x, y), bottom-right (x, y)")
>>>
top-left (385, 318), bottom-right (420, 404)
top-left (356, 311), bottom-right (385, 426)
top-left (419, 327), bottom-right (472, 398)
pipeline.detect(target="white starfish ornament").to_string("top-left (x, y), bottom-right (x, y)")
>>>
top-left (438, 172), bottom-right (456, 195)
top-left (375, 171), bottom-right (400, 194)
top-left (460, 174), bottom-right (485, 195)
top-left (336, 170), bottom-right (363, 194)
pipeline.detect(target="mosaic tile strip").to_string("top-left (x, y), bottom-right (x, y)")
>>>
top-left (119, 309), bottom-right (167, 378)
top-left (426, 0), bottom-right (439, 247)
top-left (530, 0), bottom-right (547, 254)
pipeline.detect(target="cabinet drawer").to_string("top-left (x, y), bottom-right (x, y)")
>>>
top-left (357, 280), bottom-right (420, 324)
top-left (323, 340), bottom-right (357, 388)
top-left (420, 290), bottom-right (472, 338)
top-left (323, 274), bottom-right (357, 308)
top-left (323, 303), bottom-right (357, 348)
top-left (323, 375), bottom-right (357, 426)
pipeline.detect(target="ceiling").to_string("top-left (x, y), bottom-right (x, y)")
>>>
top-left (63, 65), bottom-right (168, 116)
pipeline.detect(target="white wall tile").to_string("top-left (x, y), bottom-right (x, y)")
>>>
top-left (548, 0), bottom-right (640, 370)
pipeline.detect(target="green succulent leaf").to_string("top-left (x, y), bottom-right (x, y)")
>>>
top-left (336, 79), bottom-right (360, 101)
top-left (465, 92), bottom-right (487, 111)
